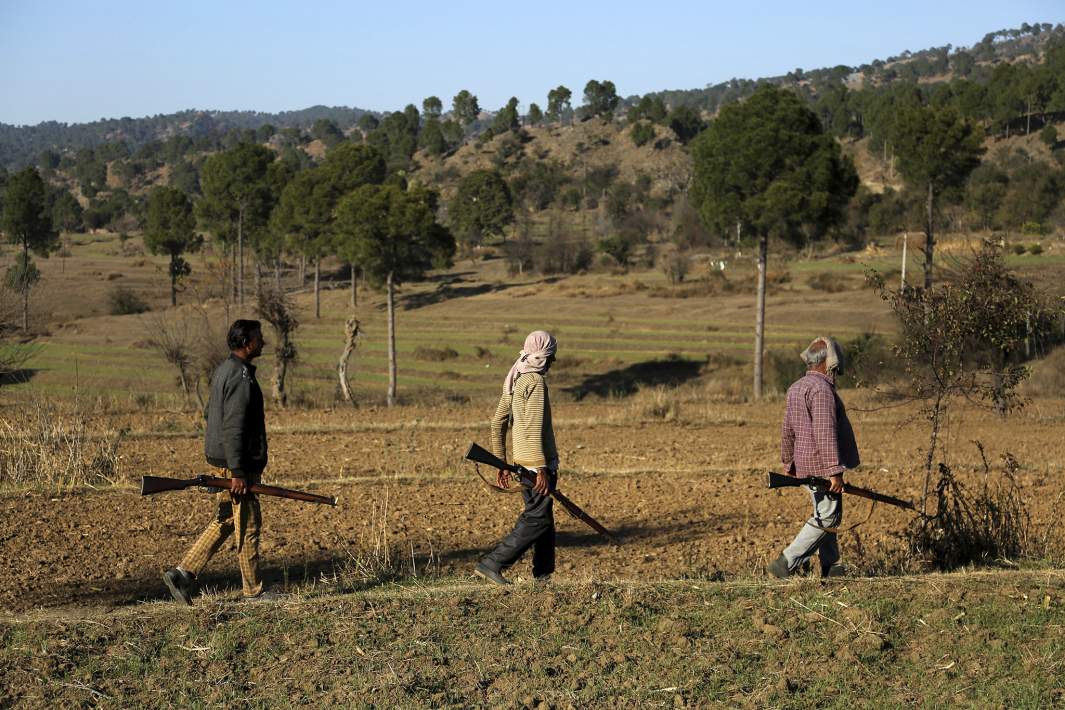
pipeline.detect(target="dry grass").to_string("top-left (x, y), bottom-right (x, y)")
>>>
top-left (1022, 344), bottom-right (1065, 396)
top-left (0, 399), bottom-right (124, 491)
top-left (339, 489), bottom-right (437, 590)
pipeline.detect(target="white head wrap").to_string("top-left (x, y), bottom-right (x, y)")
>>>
top-left (800, 336), bottom-right (845, 374)
top-left (503, 330), bottom-right (557, 394)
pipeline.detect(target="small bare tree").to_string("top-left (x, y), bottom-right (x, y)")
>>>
top-left (871, 243), bottom-right (1059, 511)
top-left (0, 284), bottom-right (36, 383)
top-left (337, 315), bottom-right (362, 405)
top-left (145, 312), bottom-right (194, 404)
top-left (257, 286), bottom-right (299, 407)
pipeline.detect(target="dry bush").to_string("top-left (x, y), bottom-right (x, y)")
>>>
top-left (661, 251), bottom-right (692, 285)
top-left (413, 345), bottom-right (459, 361)
top-left (627, 385), bottom-right (683, 421)
top-left (107, 285), bottom-right (149, 315)
top-left (0, 400), bottom-right (124, 490)
top-left (806, 271), bottom-right (854, 293)
top-left (906, 445), bottom-right (1033, 571)
top-left (257, 286), bottom-right (299, 407)
top-left (144, 312), bottom-right (194, 402)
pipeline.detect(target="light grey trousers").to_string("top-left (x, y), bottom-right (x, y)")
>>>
top-left (782, 484), bottom-right (843, 575)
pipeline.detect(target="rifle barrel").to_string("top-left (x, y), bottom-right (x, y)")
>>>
top-left (140, 475), bottom-right (337, 506)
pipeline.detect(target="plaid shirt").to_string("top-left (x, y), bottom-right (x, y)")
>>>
top-left (781, 371), bottom-right (860, 477)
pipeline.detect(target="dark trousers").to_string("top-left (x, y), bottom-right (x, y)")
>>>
top-left (481, 473), bottom-right (556, 578)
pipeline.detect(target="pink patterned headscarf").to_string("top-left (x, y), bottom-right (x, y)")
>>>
top-left (503, 330), bottom-right (557, 394)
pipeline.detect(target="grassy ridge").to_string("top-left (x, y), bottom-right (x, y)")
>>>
top-left (3, 571), bottom-right (1063, 708)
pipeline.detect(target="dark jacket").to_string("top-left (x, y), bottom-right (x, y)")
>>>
top-left (204, 354), bottom-right (267, 477)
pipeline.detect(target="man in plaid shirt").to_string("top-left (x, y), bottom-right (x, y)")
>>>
top-left (768, 336), bottom-right (859, 579)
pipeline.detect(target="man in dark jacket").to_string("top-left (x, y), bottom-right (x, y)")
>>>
top-left (163, 319), bottom-right (271, 604)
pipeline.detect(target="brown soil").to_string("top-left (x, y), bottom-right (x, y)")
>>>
top-left (3, 396), bottom-right (1062, 613)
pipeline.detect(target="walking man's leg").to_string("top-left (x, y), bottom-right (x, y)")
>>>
top-left (479, 486), bottom-right (553, 583)
top-left (164, 493), bottom-right (235, 604)
top-left (777, 487), bottom-right (843, 576)
top-left (235, 490), bottom-right (263, 598)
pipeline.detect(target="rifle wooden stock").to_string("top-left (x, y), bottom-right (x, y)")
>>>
top-left (141, 475), bottom-right (338, 506)
top-left (464, 442), bottom-right (619, 544)
top-left (767, 471), bottom-right (915, 512)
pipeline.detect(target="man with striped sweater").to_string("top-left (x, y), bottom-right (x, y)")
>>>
top-left (475, 331), bottom-right (559, 585)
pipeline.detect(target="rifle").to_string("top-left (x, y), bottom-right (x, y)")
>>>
top-left (465, 443), bottom-right (619, 544)
top-left (141, 475), bottom-right (338, 506)
top-left (767, 471), bottom-right (915, 512)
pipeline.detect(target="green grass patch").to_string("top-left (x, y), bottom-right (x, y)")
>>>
top-left (3, 571), bottom-right (1062, 707)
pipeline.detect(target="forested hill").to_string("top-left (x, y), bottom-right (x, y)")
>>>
top-left (1, 22), bottom-right (1062, 170)
top-left (0, 105), bottom-right (373, 170)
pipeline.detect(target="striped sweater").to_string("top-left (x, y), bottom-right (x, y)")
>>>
top-left (490, 372), bottom-right (558, 470)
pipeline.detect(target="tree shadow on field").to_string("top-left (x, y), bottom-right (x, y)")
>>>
top-left (398, 275), bottom-right (562, 310)
top-left (564, 356), bottom-right (704, 400)
top-left (0, 368), bottom-right (38, 386)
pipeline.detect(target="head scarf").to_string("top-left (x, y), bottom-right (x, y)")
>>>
top-left (503, 330), bottom-right (557, 394)
top-left (800, 335), bottom-right (845, 375)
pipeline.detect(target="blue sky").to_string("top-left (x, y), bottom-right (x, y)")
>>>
top-left (1, 1), bottom-right (1060, 126)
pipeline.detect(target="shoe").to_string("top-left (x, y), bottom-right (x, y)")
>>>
top-left (243, 590), bottom-right (283, 603)
top-left (474, 561), bottom-right (512, 586)
top-left (767, 555), bottom-right (790, 579)
top-left (822, 562), bottom-right (847, 578)
top-left (163, 568), bottom-right (195, 606)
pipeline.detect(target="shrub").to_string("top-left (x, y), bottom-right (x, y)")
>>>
top-left (107, 286), bottom-right (149, 315)
top-left (1040, 123), bottom-right (1058, 148)
top-left (1021, 221), bottom-right (1049, 236)
top-left (661, 251), bottom-right (692, 285)
top-left (538, 236), bottom-right (593, 274)
top-left (1011, 242), bottom-right (1027, 255)
top-left (630, 121), bottom-right (655, 147)
top-left (1028, 243), bottom-right (1044, 255)
top-left (841, 332), bottom-right (902, 388)
top-left (806, 271), bottom-right (853, 293)
top-left (413, 346), bottom-right (459, 361)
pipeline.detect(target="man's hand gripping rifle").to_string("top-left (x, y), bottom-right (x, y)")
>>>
top-left (465, 443), bottom-right (619, 544)
top-left (767, 471), bottom-right (916, 512)
top-left (141, 475), bottom-right (338, 506)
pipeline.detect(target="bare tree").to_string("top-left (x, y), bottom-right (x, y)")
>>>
top-left (189, 305), bottom-right (230, 409)
top-left (257, 286), bottom-right (299, 407)
top-left (337, 315), bottom-right (362, 405)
